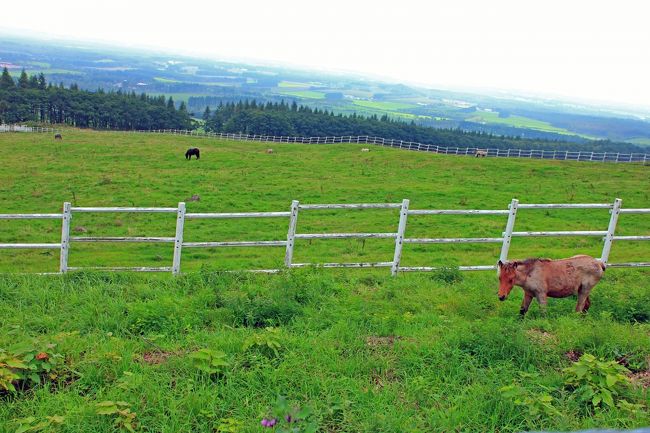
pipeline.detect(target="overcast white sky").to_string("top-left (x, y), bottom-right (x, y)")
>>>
top-left (3, 0), bottom-right (650, 109)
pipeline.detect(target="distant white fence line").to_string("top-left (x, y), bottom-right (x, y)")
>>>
top-left (0, 124), bottom-right (60, 133)
top-left (130, 129), bottom-right (650, 164)
top-left (2, 125), bottom-right (648, 163)
top-left (1, 198), bottom-right (648, 275)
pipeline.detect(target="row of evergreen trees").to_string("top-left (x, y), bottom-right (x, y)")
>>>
top-left (0, 68), bottom-right (192, 130)
top-left (202, 100), bottom-right (642, 152)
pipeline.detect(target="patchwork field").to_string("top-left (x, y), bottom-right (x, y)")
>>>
top-left (465, 111), bottom-right (590, 137)
top-left (276, 90), bottom-right (326, 99)
top-left (0, 130), bottom-right (648, 432)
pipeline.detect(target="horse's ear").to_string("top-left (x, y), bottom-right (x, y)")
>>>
top-left (497, 260), bottom-right (503, 267)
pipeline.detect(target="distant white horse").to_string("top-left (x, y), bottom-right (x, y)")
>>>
top-left (361, 148), bottom-right (370, 152)
top-left (475, 149), bottom-right (488, 157)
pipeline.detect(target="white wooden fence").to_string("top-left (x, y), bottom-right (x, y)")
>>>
top-left (0, 124), bottom-right (60, 133)
top-left (1, 198), bottom-right (648, 275)
top-left (3, 125), bottom-right (649, 163)
top-left (130, 129), bottom-right (650, 164)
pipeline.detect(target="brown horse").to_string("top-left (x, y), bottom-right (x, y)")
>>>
top-left (497, 255), bottom-right (605, 315)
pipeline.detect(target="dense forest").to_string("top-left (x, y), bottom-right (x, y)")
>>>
top-left (204, 100), bottom-right (645, 152)
top-left (0, 68), bottom-right (191, 129)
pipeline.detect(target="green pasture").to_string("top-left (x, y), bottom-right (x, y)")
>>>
top-left (0, 130), bottom-right (648, 273)
top-left (352, 100), bottom-right (418, 111)
top-left (466, 111), bottom-right (597, 139)
top-left (628, 137), bottom-right (650, 147)
top-left (0, 130), bottom-right (648, 432)
top-left (153, 77), bottom-right (183, 84)
top-left (276, 90), bottom-right (326, 99)
top-left (277, 81), bottom-right (312, 88)
top-left (10, 68), bottom-right (84, 77)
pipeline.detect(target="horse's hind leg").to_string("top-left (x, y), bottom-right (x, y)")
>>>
top-left (576, 285), bottom-right (591, 312)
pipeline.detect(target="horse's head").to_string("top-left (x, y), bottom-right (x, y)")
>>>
top-left (497, 260), bottom-right (519, 301)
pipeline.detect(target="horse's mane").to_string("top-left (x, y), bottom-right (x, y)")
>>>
top-left (520, 257), bottom-right (551, 266)
top-left (504, 257), bottom-right (551, 271)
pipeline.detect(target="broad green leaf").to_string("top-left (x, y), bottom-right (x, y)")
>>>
top-left (5, 359), bottom-right (29, 369)
top-left (606, 374), bottom-right (618, 387)
top-left (46, 415), bottom-right (65, 424)
top-left (601, 389), bottom-right (614, 407)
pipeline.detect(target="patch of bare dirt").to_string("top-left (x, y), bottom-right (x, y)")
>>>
top-left (565, 350), bottom-right (583, 362)
top-left (629, 371), bottom-right (650, 388)
top-left (526, 328), bottom-right (556, 344)
top-left (366, 336), bottom-right (401, 348)
top-left (371, 368), bottom-right (399, 390)
top-left (141, 351), bottom-right (176, 365)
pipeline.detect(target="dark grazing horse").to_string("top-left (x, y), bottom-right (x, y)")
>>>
top-left (185, 148), bottom-right (200, 160)
top-left (54, 133), bottom-right (62, 140)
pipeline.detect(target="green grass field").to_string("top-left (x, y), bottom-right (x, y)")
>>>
top-left (628, 137), bottom-right (650, 147)
top-left (277, 81), bottom-right (312, 88)
top-left (0, 130), bottom-right (648, 432)
top-left (466, 111), bottom-right (596, 139)
top-left (10, 68), bottom-right (84, 77)
top-left (352, 100), bottom-right (418, 112)
top-left (276, 90), bottom-right (326, 100)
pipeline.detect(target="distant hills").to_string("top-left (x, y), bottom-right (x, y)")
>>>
top-left (1, 35), bottom-right (649, 147)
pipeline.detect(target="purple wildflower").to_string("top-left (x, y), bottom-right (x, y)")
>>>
top-left (285, 415), bottom-right (293, 423)
top-left (261, 418), bottom-right (277, 428)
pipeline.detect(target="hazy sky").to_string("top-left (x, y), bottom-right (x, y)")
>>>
top-left (3, 0), bottom-right (650, 109)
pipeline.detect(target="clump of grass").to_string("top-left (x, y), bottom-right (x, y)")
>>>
top-left (431, 266), bottom-right (463, 284)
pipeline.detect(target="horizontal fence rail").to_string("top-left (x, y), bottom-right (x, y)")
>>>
top-left (0, 243), bottom-right (61, 249)
top-left (185, 211), bottom-right (291, 219)
top-left (0, 213), bottom-right (63, 219)
top-left (0, 198), bottom-right (648, 275)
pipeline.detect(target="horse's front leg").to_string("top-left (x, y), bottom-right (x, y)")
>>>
top-left (535, 292), bottom-right (548, 316)
top-left (520, 292), bottom-right (534, 316)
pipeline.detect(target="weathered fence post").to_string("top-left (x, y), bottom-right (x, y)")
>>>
top-left (172, 202), bottom-right (186, 275)
top-left (600, 198), bottom-right (622, 265)
top-left (391, 199), bottom-right (410, 276)
top-left (499, 199), bottom-right (519, 264)
top-left (59, 202), bottom-right (72, 273)
top-left (284, 200), bottom-right (300, 267)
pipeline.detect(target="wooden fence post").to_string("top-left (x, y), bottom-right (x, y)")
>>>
top-left (172, 202), bottom-right (186, 275)
top-left (499, 199), bottom-right (519, 264)
top-left (59, 202), bottom-right (72, 273)
top-left (391, 199), bottom-right (410, 276)
top-left (600, 198), bottom-right (622, 265)
top-left (284, 200), bottom-right (300, 267)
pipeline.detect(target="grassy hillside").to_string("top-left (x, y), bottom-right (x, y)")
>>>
top-left (0, 130), bottom-right (649, 432)
top-left (0, 130), bottom-right (648, 273)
